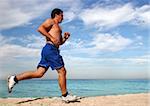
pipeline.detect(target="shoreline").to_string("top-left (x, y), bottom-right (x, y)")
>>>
top-left (0, 93), bottom-right (149, 106)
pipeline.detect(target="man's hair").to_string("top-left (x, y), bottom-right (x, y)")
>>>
top-left (51, 8), bottom-right (63, 19)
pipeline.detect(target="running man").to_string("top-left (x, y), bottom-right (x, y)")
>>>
top-left (8, 8), bottom-right (77, 102)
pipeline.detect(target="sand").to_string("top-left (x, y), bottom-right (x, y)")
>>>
top-left (0, 93), bottom-right (149, 106)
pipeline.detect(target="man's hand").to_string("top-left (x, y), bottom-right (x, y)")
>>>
top-left (60, 32), bottom-right (70, 45)
top-left (64, 32), bottom-right (70, 40)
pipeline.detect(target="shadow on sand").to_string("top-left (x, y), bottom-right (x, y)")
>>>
top-left (16, 97), bottom-right (84, 104)
top-left (16, 98), bottom-right (45, 104)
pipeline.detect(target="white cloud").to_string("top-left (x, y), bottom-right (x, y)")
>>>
top-left (0, 1), bottom-right (149, 30)
top-left (62, 11), bottom-right (76, 24)
top-left (0, 34), bottom-right (10, 45)
top-left (61, 33), bottom-right (133, 59)
top-left (0, 0), bottom-right (82, 30)
top-left (63, 39), bottom-right (84, 49)
top-left (0, 0), bottom-right (48, 29)
top-left (22, 34), bottom-right (45, 48)
top-left (79, 3), bottom-right (134, 28)
top-left (89, 33), bottom-right (132, 52)
top-left (79, 3), bottom-right (150, 29)
top-left (133, 5), bottom-right (150, 26)
top-left (0, 44), bottom-right (39, 59)
top-left (63, 54), bottom-right (149, 79)
top-left (62, 0), bottom-right (82, 24)
top-left (64, 55), bottom-right (149, 66)
top-left (0, 34), bottom-right (42, 61)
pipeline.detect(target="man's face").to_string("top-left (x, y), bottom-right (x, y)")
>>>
top-left (57, 13), bottom-right (63, 23)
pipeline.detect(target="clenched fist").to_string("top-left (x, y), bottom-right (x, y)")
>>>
top-left (64, 32), bottom-right (70, 39)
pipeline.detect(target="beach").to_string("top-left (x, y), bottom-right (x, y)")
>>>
top-left (0, 93), bottom-right (149, 106)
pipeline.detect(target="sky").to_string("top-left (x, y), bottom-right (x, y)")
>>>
top-left (0, 0), bottom-right (149, 79)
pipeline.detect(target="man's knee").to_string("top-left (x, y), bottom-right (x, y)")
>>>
top-left (34, 67), bottom-right (46, 78)
top-left (57, 67), bottom-right (66, 76)
top-left (34, 72), bottom-right (44, 78)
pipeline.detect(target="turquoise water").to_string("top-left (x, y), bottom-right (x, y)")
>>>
top-left (0, 79), bottom-right (150, 98)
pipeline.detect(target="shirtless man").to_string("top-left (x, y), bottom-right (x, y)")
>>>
top-left (8, 8), bottom-right (77, 101)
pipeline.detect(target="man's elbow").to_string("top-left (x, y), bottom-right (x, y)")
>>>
top-left (37, 27), bottom-right (41, 32)
top-left (37, 25), bottom-right (44, 32)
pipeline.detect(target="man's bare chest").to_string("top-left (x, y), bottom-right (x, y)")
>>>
top-left (51, 24), bottom-right (62, 33)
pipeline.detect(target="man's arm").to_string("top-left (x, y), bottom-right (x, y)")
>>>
top-left (37, 19), bottom-right (55, 42)
top-left (61, 32), bottom-right (70, 45)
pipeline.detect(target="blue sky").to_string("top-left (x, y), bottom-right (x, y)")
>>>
top-left (0, 0), bottom-right (149, 79)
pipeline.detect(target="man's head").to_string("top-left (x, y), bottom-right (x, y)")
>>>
top-left (51, 8), bottom-right (63, 23)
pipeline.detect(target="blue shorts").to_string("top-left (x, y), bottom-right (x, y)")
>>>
top-left (37, 43), bottom-right (64, 70)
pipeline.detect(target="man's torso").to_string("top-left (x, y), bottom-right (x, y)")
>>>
top-left (46, 19), bottom-right (62, 48)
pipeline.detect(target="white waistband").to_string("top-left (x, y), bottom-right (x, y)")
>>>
top-left (46, 41), bottom-right (59, 48)
top-left (46, 41), bottom-right (54, 45)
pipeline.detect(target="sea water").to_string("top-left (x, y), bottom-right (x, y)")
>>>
top-left (0, 79), bottom-right (149, 98)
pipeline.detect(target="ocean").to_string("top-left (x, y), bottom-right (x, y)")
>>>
top-left (0, 79), bottom-right (150, 98)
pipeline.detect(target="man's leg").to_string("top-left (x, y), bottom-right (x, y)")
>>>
top-left (8, 67), bottom-right (47, 93)
top-left (57, 67), bottom-right (78, 102)
top-left (57, 67), bottom-right (67, 95)
top-left (16, 67), bottom-right (47, 81)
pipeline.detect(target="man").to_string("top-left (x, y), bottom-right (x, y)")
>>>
top-left (8, 8), bottom-right (77, 102)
